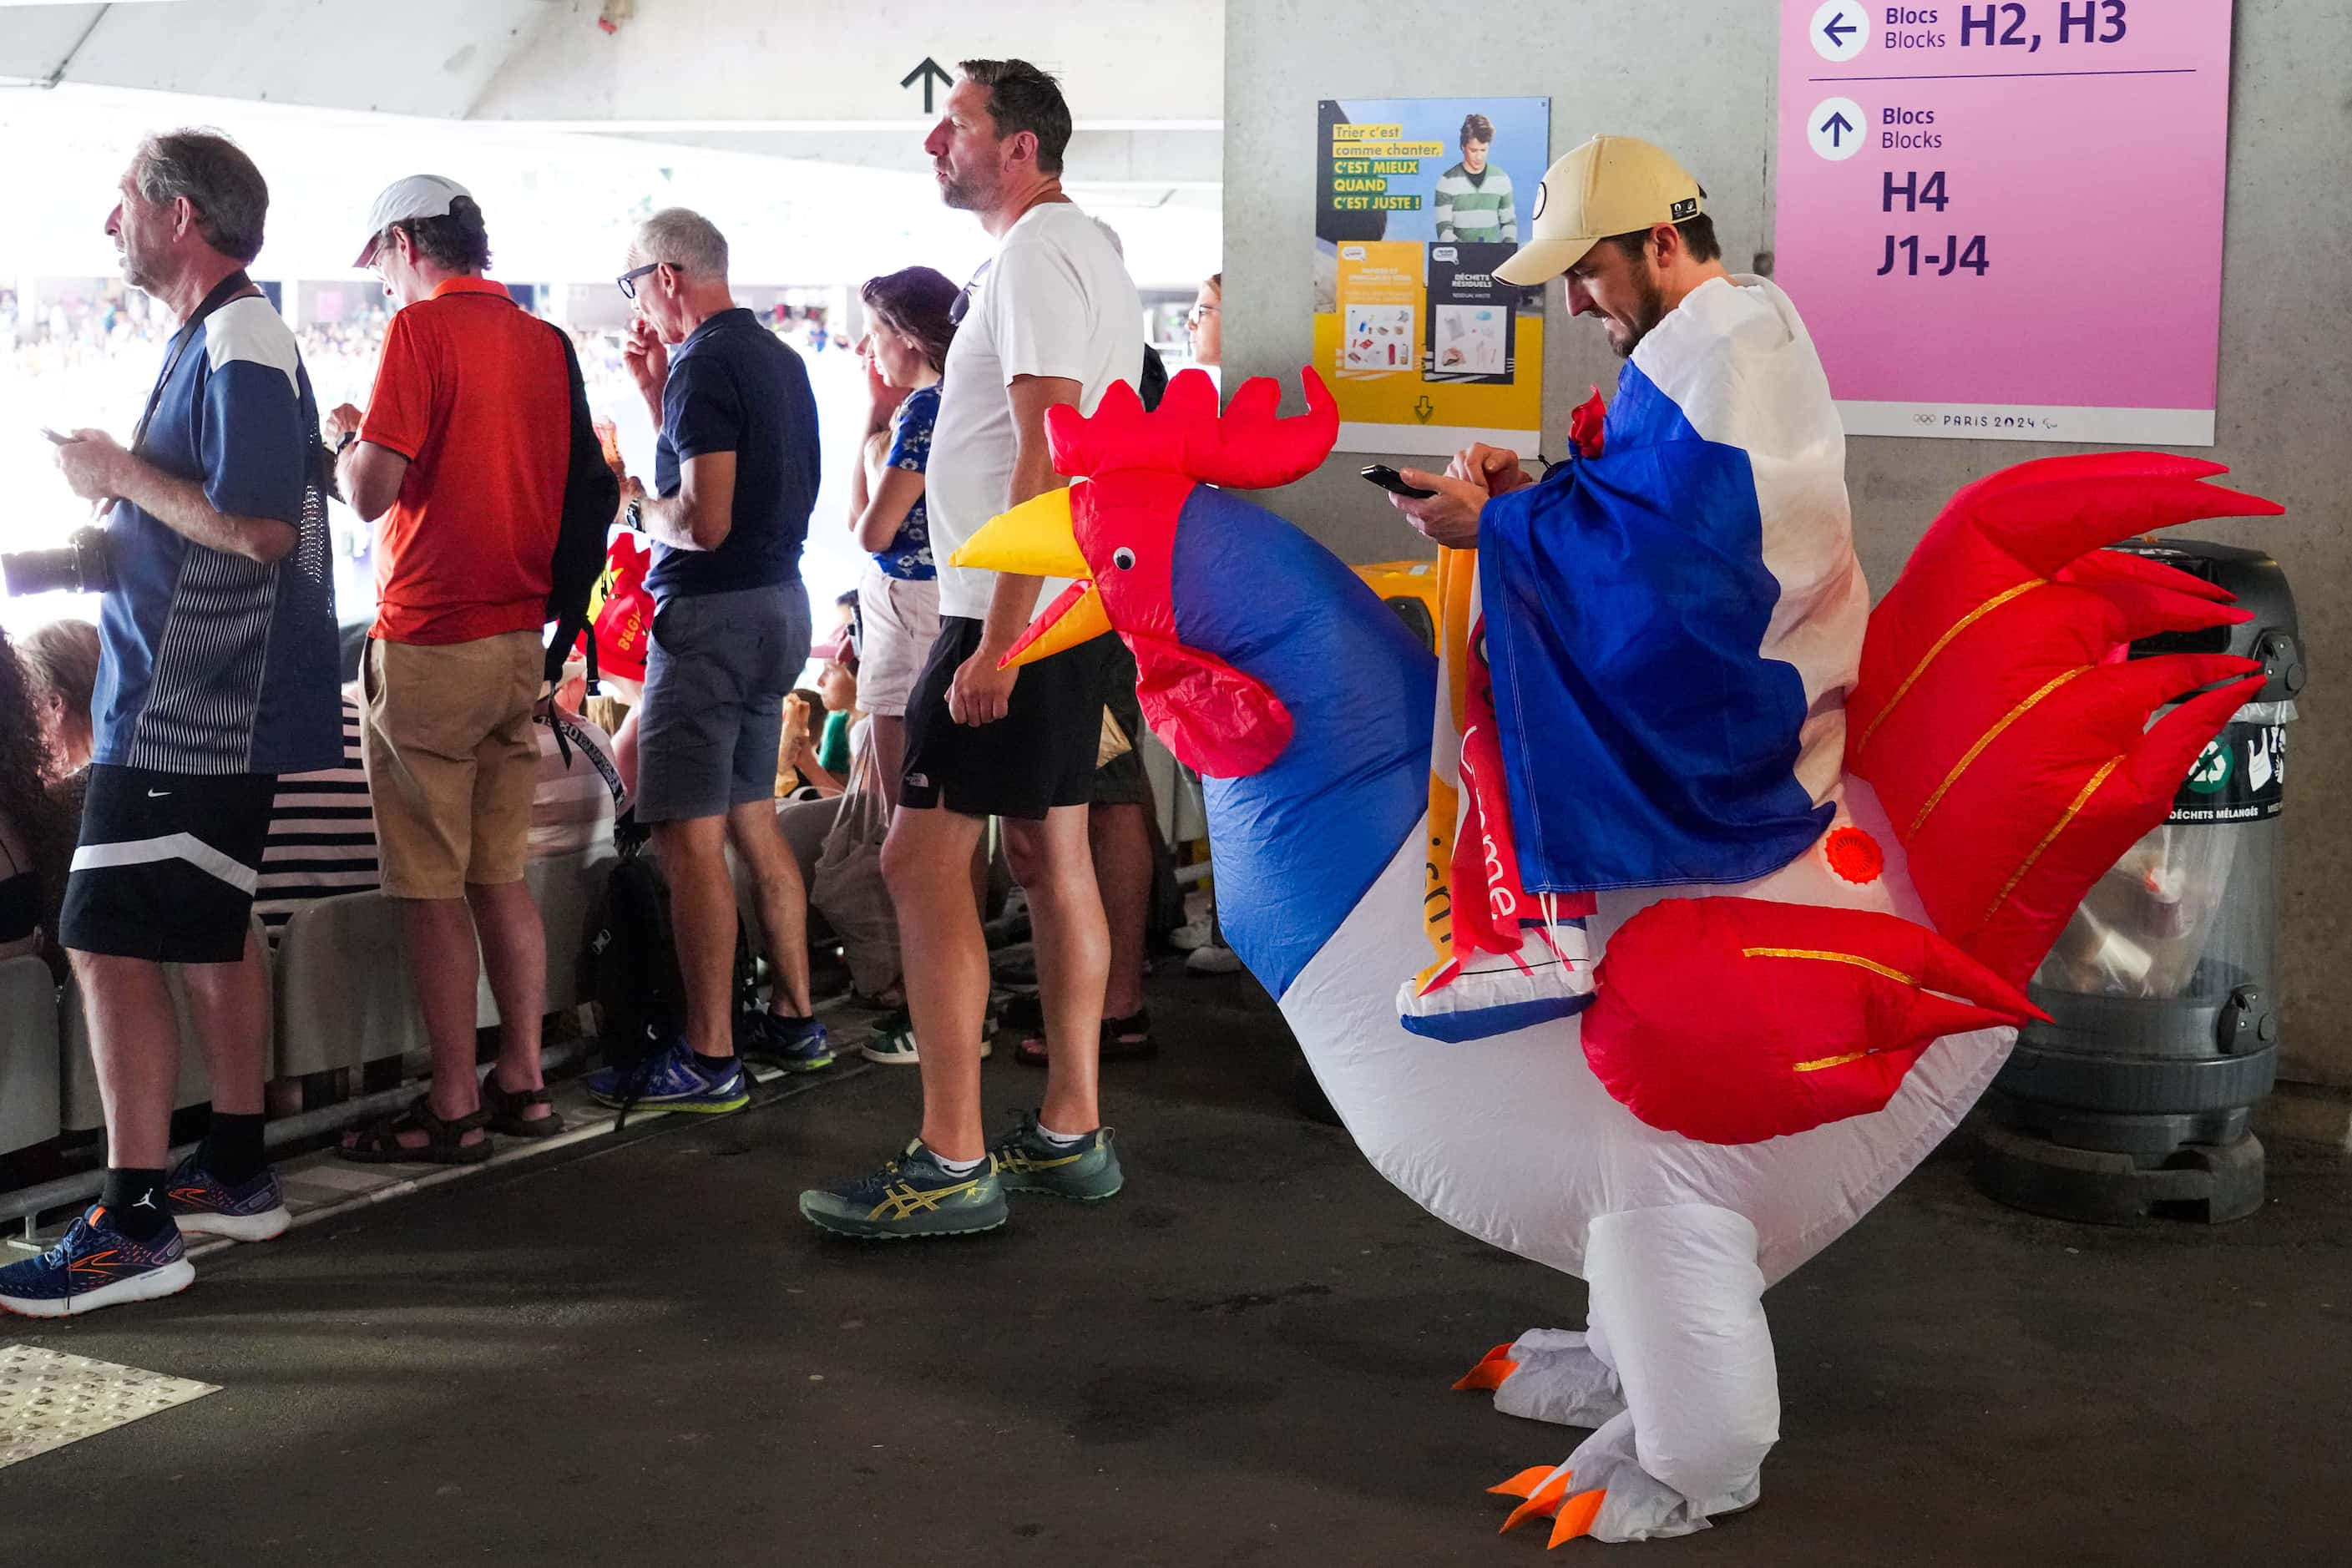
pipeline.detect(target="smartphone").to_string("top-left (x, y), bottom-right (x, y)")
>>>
top-left (1360, 463), bottom-right (1436, 499)
top-left (41, 427), bottom-right (72, 445)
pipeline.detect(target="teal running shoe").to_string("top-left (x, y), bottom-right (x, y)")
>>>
top-left (989, 1112), bottom-right (1125, 1202)
top-left (798, 1141), bottom-right (1009, 1240)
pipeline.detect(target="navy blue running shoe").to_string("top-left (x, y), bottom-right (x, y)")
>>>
top-left (739, 1011), bottom-right (835, 1073)
top-left (584, 1040), bottom-right (750, 1114)
top-left (167, 1156), bottom-right (291, 1242)
top-left (0, 1206), bottom-right (194, 1319)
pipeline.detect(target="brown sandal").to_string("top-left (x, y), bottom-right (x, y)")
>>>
top-left (1014, 1011), bottom-right (1157, 1069)
top-left (338, 1096), bottom-right (493, 1165)
top-left (481, 1075), bottom-right (566, 1139)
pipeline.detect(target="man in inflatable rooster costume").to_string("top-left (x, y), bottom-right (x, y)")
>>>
top-left (953, 134), bottom-right (2279, 1545)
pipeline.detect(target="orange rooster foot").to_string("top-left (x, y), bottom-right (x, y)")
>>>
top-left (1480, 1409), bottom-right (1756, 1545)
top-left (1489, 1466), bottom-right (1608, 1547)
top-left (1453, 1343), bottom-right (1520, 1392)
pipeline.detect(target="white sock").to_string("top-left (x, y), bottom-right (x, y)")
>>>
top-left (932, 1151), bottom-right (985, 1176)
top-left (1034, 1120), bottom-right (1091, 1148)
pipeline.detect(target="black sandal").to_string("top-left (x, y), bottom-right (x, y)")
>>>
top-left (1014, 1010), bottom-right (1156, 1069)
top-left (481, 1075), bottom-right (566, 1139)
top-left (338, 1096), bottom-right (493, 1165)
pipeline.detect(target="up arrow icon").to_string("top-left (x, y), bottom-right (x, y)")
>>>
top-left (1820, 109), bottom-right (1854, 146)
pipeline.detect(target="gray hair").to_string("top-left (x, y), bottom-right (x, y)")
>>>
top-left (632, 207), bottom-right (729, 279)
top-left (131, 129), bottom-right (269, 264)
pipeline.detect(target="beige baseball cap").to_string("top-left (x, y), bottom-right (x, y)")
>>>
top-left (1491, 135), bottom-right (1706, 287)
top-left (353, 175), bottom-right (472, 267)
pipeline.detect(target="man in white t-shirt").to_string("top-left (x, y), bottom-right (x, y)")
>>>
top-left (801, 58), bottom-right (1142, 1239)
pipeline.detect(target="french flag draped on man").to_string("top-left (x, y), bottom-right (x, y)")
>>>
top-left (1478, 272), bottom-right (1869, 896)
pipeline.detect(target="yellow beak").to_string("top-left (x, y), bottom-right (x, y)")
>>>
top-left (952, 485), bottom-right (1090, 579)
top-left (951, 484), bottom-right (1115, 669)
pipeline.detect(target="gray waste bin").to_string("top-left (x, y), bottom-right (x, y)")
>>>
top-left (1975, 541), bottom-right (2304, 1224)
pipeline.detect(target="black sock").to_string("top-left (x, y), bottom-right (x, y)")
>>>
top-left (693, 1050), bottom-right (736, 1078)
top-left (101, 1167), bottom-right (171, 1240)
top-left (200, 1110), bottom-right (268, 1187)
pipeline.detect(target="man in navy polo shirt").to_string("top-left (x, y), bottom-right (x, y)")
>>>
top-left (3, 129), bottom-right (339, 1319)
top-left (583, 207), bottom-right (832, 1115)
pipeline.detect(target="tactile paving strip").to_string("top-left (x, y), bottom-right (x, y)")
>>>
top-left (0, 1345), bottom-right (217, 1469)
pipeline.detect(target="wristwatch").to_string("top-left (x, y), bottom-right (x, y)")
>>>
top-left (625, 497), bottom-right (645, 532)
top-left (333, 429), bottom-right (359, 459)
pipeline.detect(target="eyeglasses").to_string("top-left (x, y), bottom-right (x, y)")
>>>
top-left (1187, 303), bottom-right (1220, 326)
top-left (946, 261), bottom-right (993, 326)
top-left (615, 261), bottom-right (680, 301)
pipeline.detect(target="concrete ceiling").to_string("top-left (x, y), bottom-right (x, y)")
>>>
top-left (2, 0), bottom-right (1223, 200)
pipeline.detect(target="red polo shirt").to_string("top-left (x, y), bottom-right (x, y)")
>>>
top-left (361, 276), bottom-right (569, 644)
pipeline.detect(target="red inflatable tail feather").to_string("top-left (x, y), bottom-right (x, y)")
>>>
top-left (1849, 453), bottom-right (2281, 986)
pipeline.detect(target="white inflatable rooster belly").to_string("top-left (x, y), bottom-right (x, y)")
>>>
top-left (954, 331), bottom-right (2276, 1544)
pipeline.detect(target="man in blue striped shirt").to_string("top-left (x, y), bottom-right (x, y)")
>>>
top-left (4, 131), bottom-right (338, 1320)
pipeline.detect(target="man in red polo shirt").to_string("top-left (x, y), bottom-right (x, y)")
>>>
top-left (325, 175), bottom-right (572, 1161)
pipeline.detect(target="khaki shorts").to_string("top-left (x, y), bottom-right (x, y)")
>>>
top-left (361, 630), bottom-right (543, 898)
top-left (855, 564), bottom-right (940, 718)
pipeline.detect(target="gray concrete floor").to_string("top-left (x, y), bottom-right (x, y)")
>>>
top-left (4, 970), bottom-right (2348, 1565)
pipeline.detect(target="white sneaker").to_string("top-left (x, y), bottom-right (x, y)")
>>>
top-left (1169, 918), bottom-right (1216, 953)
top-left (1186, 944), bottom-right (1243, 976)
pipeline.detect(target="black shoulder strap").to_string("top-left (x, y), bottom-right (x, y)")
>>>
top-left (133, 269), bottom-right (258, 455)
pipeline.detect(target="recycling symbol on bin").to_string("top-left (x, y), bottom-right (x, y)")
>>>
top-left (2185, 737), bottom-right (2234, 796)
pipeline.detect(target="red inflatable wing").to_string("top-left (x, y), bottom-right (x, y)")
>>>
top-left (1583, 898), bottom-right (2042, 1146)
top-left (1846, 453), bottom-right (2279, 985)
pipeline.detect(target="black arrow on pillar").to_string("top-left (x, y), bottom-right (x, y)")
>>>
top-left (1821, 11), bottom-right (1858, 47)
top-left (1820, 109), bottom-right (1855, 146)
top-left (901, 57), bottom-right (953, 114)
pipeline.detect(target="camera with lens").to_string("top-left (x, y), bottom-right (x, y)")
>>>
top-left (1, 527), bottom-right (113, 597)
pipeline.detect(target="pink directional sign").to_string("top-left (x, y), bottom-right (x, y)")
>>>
top-left (1776, 1), bottom-right (2234, 444)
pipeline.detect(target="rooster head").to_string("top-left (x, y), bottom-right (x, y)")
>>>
top-left (952, 368), bottom-right (1341, 777)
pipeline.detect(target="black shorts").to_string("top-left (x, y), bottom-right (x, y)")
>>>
top-left (900, 616), bottom-right (1110, 821)
top-left (1094, 635), bottom-right (1153, 808)
top-left (59, 765), bottom-right (276, 964)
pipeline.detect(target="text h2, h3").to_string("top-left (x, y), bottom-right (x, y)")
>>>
top-left (1883, 2), bottom-right (2129, 51)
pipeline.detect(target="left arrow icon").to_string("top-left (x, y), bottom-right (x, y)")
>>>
top-left (1809, 1), bottom-right (1869, 60)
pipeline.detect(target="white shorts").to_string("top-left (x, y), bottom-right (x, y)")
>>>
top-left (857, 564), bottom-right (942, 718)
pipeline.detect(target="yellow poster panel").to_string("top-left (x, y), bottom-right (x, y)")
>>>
top-left (1318, 241), bottom-right (1544, 459)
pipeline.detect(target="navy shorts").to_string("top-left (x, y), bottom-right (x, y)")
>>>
top-left (60, 764), bottom-right (275, 964)
top-left (636, 582), bottom-right (812, 824)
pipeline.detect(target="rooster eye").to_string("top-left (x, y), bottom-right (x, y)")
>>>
top-left (1111, 548), bottom-right (1137, 571)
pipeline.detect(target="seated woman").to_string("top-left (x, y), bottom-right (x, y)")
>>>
top-left (0, 626), bottom-right (74, 970)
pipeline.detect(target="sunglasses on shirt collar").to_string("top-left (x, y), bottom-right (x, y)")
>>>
top-left (947, 261), bottom-right (994, 326)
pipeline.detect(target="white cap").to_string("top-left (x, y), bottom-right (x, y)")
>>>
top-left (354, 175), bottom-right (472, 267)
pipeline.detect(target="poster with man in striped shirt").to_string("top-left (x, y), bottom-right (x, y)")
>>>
top-left (1313, 95), bottom-right (1550, 457)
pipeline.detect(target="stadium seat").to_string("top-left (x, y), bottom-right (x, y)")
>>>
top-left (0, 954), bottom-right (63, 1156)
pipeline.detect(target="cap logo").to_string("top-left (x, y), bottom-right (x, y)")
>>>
top-left (1670, 197), bottom-right (1699, 221)
top-left (1530, 180), bottom-right (1548, 223)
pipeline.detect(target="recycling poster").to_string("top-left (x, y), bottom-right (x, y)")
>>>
top-left (1775, 1), bottom-right (2234, 444)
top-left (1314, 96), bottom-right (1550, 457)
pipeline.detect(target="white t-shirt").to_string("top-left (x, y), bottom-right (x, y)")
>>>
top-left (927, 200), bottom-right (1146, 621)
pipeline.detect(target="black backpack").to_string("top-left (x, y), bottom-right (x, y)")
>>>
top-left (586, 845), bottom-right (685, 1125)
top-left (585, 837), bottom-right (767, 1123)
top-left (540, 321), bottom-right (621, 689)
